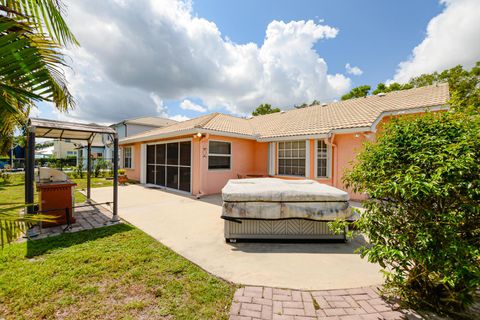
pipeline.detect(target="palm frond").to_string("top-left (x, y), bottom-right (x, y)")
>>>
top-left (0, 16), bottom-right (74, 133)
top-left (1, 0), bottom-right (79, 46)
top-left (0, 203), bottom-right (55, 247)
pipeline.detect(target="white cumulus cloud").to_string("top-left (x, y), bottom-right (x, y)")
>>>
top-left (59, 0), bottom-right (351, 123)
top-left (393, 0), bottom-right (480, 83)
top-left (169, 114), bottom-right (190, 122)
top-left (345, 63), bottom-right (363, 76)
top-left (180, 99), bottom-right (207, 112)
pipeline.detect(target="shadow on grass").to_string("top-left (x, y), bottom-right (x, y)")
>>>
top-left (0, 182), bottom-right (23, 191)
top-left (26, 223), bottom-right (133, 258)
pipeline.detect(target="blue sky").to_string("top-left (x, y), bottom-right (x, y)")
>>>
top-left (36, 0), bottom-right (479, 124)
top-left (193, 0), bottom-right (442, 87)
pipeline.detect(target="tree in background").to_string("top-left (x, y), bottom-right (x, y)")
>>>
top-left (252, 103), bottom-right (281, 116)
top-left (0, 0), bottom-right (78, 154)
top-left (340, 85), bottom-right (371, 100)
top-left (294, 100), bottom-right (321, 109)
top-left (35, 141), bottom-right (54, 150)
top-left (371, 82), bottom-right (413, 95)
top-left (342, 62), bottom-right (479, 109)
top-left (409, 63), bottom-right (480, 112)
top-left (374, 63), bottom-right (479, 109)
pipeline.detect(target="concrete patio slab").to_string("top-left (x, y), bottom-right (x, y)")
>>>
top-left (90, 184), bottom-right (382, 290)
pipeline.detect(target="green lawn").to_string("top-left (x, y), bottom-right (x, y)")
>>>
top-left (0, 173), bottom-right (113, 209)
top-left (0, 174), bottom-right (234, 319)
top-left (0, 224), bottom-right (235, 319)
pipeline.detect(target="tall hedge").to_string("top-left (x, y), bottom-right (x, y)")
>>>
top-left (344, 111), bottom-right (480, 312)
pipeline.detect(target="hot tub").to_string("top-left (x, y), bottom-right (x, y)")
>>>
top-left (221, 178), bottom-right (352, 241)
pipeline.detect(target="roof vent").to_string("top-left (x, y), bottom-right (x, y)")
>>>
top-left (377, 92), bottom-right (386, 97)
top-left (280, 110), bottom-right (285, 114)
top-left (321, 103), bottom-right (328, 107)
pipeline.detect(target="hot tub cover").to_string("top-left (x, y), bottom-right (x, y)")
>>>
top-left (221, 178), bottom-right (353, 221)
top-left (222, 178), bottom-right (349, 202)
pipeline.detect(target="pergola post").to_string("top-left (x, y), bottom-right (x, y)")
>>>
top-left (111, 134), bottom-right (120, 222)
top-left (25, 127), bottom-right (35, 213)
top-left (86, 141), bottom-right (91, 203)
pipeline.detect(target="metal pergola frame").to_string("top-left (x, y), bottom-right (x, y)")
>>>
top-left (25, 118), bottom-right (120, 222)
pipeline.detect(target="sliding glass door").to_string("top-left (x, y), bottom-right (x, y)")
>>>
top-left (145, 141), bottom-right (191, 192)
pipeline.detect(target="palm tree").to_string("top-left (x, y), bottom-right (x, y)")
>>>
top-left (0, 0), bottom-right (78, 244)
top-left (0, 0), bottom-right (78, 144)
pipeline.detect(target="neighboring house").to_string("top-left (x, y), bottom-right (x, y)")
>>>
top-left (76, 145), bottom-right (106, 168)
top-left (75, 135), bottom-right (107, 168)
top-left (35, 145), bottom-right (54, 159)
top-left (31, 140), bottom-right (76, 159)
top-left (119, 84), bottom-right (449, 200)
top-left (52, 139), bottom-right (77, 158)
top-left (104, 116), bottom-right (178, 160)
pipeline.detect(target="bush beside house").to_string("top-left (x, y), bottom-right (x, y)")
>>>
top-left (342, 111), bottom-right (480, 315)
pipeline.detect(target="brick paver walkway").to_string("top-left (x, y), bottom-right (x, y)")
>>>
top-left (230, 286), bottom-right (421, 320)
top-left (21, 203), bottom-right (120, 241)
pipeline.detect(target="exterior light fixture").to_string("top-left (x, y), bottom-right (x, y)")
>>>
top-left (196, 132), bottom-right (202, 138)
top-left (355, 133), bottom-right (360, 138)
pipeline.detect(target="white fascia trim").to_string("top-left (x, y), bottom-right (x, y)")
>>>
top-left (146, 137), bottom-right (192, 145)
top-left (313, 140), bottom-right (332, 179)
top-left (140, 144), bottom-right (146, 184)
top-left (329, 127), bottom-right (371, 135)
top-left (258, 133), bottom-right (329, 142)
top-left (131, 145), bottom-right (135, 169)
top-left (120, 129), bottom-right (197, 144)
top-left (268, 142), bottom-right (275, 176)
top-left (199, 129), bottom-right (257, 140)
top-left (370, 104), bottom-right (449, 132)
top-left (305, 139), bottom-right (310, 178)
top-left (120, 128), bottom-right (257, 145)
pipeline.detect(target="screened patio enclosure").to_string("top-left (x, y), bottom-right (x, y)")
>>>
top-left (146, 141), bottom-right (191, 192)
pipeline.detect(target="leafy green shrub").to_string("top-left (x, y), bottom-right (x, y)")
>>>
top-left (0, 170), bottom-right (12, 183)
top-left (104, 160), bottom-right (113, 178)
top-left (343, 111), bottom-right (480, 313)
top-left (94, 159), bottom-right (108, 178)
top-left (74, 162), bottom-right (84, 179)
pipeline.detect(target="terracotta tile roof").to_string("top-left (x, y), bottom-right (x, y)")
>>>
top-left (120, 84), bottom-right (449, 143)
top-left (122, 116), bottom-right (177, 127)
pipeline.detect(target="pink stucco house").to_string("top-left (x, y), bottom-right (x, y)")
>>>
top-left (119, 84), bottom-right (449, 200)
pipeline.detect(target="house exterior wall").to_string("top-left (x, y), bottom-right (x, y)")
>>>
top-left (268, 136), bottom-right (366, 200)
top-left (197, 135), bottom-right (268, 195)
top-left (53, 140), bottom-right (77, 158)
top-left (120, 113), bottom-right (435, 200)
top-left (115, 123), bottom-right (128, 139)
top-left (107, 123), bottom-right (163, 161)
top-left (126, 124), bottom-right (160, 137)
top-left (77, 146), bottom-right (107, 168)
top-left (330, 133), bottom-right (368, 200)
top-left (121, 134), bottom-right (367, 199)
top-left (121, 134), bottom-right (268, 196)
top-left (121, 135), bottom-right (199, 191)
top-left (123, 143), bottom-right (142, 181)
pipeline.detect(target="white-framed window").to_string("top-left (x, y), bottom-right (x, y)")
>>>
top-left (278, 140), bottom-right (306, 176)
top-left (123, 146), bottom-right (133, 169)
top-left (316, 140), bottom-right (331, 178)
top-left (208, 141), bottom-right (231, 170)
